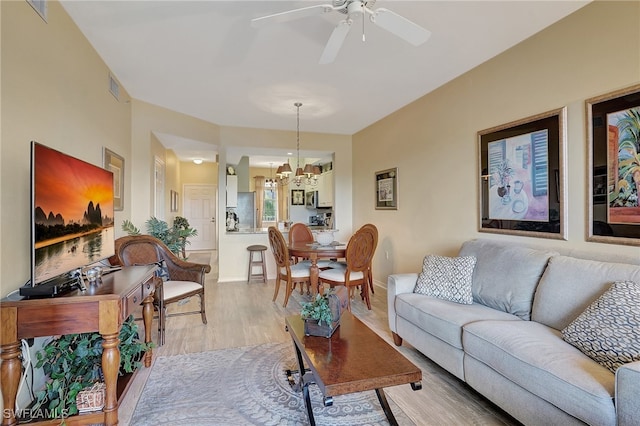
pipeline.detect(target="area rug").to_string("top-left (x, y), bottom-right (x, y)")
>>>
top-left (131, 341), bottom-right (415, 425)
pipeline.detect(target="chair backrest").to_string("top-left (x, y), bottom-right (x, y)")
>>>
top-left (115, 235), bottom-right (165, 266)
top-left (288, 222), bottom-right (314, 246)
top-left (345, 227), bottom-right (376, 273)
top-left (268, 226), bottom-right (290, 268)
top-left (113, 235), bottom-right (210, 286)
top-left (358, 224), bottom-right (378, 260)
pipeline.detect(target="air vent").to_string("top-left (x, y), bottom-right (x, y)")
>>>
top-left (27, 0), bottom-right (47, 22)
top-left (109, 74), bottom-right (120, 101)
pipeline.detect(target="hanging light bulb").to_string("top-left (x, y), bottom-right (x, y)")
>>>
top-left (266, 163), bottom-right (277, 188)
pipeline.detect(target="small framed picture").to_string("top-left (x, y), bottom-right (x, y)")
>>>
top-left (103, 148), bottom-right (124, 211)
top-left (375, 168), bottom-right (398, 210)
top-left (170, 190), bottom-right (179, 212)
top-left (291, 189), bottom-right (305, 206)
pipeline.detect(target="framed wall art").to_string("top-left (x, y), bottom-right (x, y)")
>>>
top-left (170, 190), bottom-right (179, 212)
top-left (375, 167), bottom-right (398, 210)
top-left (103, 147), bottom-right (124, 211)
top-left (586, 83), bottom-right (640, 246)
top-left (291, 189), bottom-right (305, 206)
top-left (478, 107), bottom-right (567, 239)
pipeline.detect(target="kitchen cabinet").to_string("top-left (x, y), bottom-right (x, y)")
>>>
top-left (226, 175), bottom-right (238, 207)
top-left (317, 170), bottom-right (333, 207)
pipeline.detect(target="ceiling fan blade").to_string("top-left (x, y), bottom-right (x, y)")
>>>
top-left (319, 19), bottom-right (352, 64)
top-left (370, 8), bottom-right (431, 46)
top-left (251, 4), bottom-right (335, 27)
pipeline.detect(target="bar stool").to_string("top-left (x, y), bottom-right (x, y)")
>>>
top-left (247, 244), bottom-right (268, 283)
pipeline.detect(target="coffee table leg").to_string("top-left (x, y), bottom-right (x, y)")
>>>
top-left (291, 341), bottom-right (317, 426)
top-left (375, 388), bottom-right (398, 426)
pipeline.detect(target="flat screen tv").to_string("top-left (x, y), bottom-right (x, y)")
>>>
top-left (31, 142), bottom-right (115, 286)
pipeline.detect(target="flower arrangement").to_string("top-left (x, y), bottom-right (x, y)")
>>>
top-left (492, 159), bottom-right (514, 188)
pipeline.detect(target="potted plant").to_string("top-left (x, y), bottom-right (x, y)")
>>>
top-left (32, 316), bottom-right (153, 421)
top-left (122, 216), bottom-right (197, 258)
top-left (300, 287), bottom-right (348, 337)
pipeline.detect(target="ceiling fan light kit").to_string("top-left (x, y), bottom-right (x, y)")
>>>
top-left (252, 0), bottom-right (431, 64)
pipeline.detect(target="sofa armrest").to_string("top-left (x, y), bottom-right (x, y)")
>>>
top-left (387, 273), bottom-right (418, 333)
top-left (616, 361), bottom-right (640, 425)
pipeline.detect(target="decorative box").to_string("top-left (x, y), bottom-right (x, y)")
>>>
top-left (76, 382), bottom-right (105, 413)
top-left (304, 286), bottom-right (349, 338)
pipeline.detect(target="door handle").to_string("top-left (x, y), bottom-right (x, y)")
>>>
top-left (211, 218), bottom-right (215, 223)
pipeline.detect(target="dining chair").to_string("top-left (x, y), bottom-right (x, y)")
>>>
top-left (268, 226), bottom-right (311, 307)
top-left (111, 235), bottom-right (211, 346)
top-left (359, 223), bottom-right (378, 295)
top-left (317, 226), bottom-right (376, 310)
top-left (288, 222), bottom-right (314, 264)
top-left (288, 222), bottom-right (334, 272)
top-left (327, 223), bottom-right (378, 296)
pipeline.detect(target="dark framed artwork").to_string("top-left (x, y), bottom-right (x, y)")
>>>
top-left (478, 107), bottom-right (567, 239)
top-left (170, 190), bottom-right (179, 212)
top-left (103, 147), bottom-right (124, 211)
top-left (291, 189), bottom-right (305, 206)
top-left (375, 167), bottom-right (398, 210)
top-left (587, 83), bottom-right (640, 245)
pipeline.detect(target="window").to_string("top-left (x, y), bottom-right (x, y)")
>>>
top-left (263, 188), bottom-right (277, 222)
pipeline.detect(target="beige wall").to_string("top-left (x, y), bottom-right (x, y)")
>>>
top-left (0, 1), bottom-right (132, 295)
top-left (353, 1), bottom-right (640, 283)
top-left (130, 100), bottom-right (220, 228)
top-left (181, 161), bottom-right (218, 187)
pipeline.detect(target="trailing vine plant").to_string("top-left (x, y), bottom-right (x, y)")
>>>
top-left (32, 316), bottom-right (153, 420)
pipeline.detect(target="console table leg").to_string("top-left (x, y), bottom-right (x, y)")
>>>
top-left (1, 342), bottom-right (21, 426)
top-left (375, 388), bottom-right (398, 426)
top-left (101, 332), bottom-right (120, 426)
top-left (142, 294), bottom-right (154, 367)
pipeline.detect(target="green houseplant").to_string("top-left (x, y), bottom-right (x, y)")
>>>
top-left (33, 316), bottom-right (153, 420)
top-left (300, 288), bottom-right (347, 337)
top-left (122, 216), bottom-right (197, 258)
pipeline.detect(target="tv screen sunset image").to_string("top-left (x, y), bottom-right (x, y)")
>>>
top-left (33, 143), bottom-right (115, 284)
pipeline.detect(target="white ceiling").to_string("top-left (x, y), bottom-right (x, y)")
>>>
top-left (60, 0), bottom-right (589, 166)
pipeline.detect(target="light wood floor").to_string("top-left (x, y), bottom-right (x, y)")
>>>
top-left (119, 251), bottom-right (521, 425)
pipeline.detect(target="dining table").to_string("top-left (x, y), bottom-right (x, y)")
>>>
top-left (288, 241), bottom-right (346, 294)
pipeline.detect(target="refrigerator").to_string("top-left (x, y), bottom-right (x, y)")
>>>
top-left (235, 191), bottom-right (257, 229)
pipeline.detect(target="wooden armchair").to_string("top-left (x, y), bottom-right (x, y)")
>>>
top-left (110, 235), bottom-right (211, 345)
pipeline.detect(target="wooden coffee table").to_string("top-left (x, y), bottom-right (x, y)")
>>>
top-left (285, 312), bottom-right (422, 425)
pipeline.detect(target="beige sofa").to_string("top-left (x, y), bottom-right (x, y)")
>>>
top-left (387, 239), bottom-right (640, 425)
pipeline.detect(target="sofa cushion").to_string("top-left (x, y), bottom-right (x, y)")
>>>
top-left (532, 256), bottom-right (640, 330)
top-left (463, 320), bottom-right (616, 425)
top-left (458, 239), bottom-right (556, 320)
top-left (395, 293), bottom-right (520, 349)
top-left (562, 280), bottom-right (640, 373)
top-left (414, 255), bottom-right (476, 304)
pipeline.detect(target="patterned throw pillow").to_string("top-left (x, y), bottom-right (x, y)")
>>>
top-left (414, 255), bottom-right (476, 304)
top-left (562, 280), bottom-right (640, 373)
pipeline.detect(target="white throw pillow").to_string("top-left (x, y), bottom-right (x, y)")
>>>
top-left (562, 280), bottom-right (640, 373)
top-left (414, 255), bottom-right (476, 304)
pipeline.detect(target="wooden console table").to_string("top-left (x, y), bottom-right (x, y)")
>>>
top-left (0, 265), bottom-right (158, 426)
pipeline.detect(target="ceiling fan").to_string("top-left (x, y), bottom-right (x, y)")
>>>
top-left (251, 0), bottom-right (431, 64)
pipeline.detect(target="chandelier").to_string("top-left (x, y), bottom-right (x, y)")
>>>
top-left (265, 163), bottom-right (277, 188)
top-left (277, 102), bottom-right (320, 187)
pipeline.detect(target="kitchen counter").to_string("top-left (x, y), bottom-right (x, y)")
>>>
top-left (226, 226), bottom-right (336, 235)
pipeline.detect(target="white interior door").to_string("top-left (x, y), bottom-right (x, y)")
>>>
top-left (183, 184), bottom-right (217, 250)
